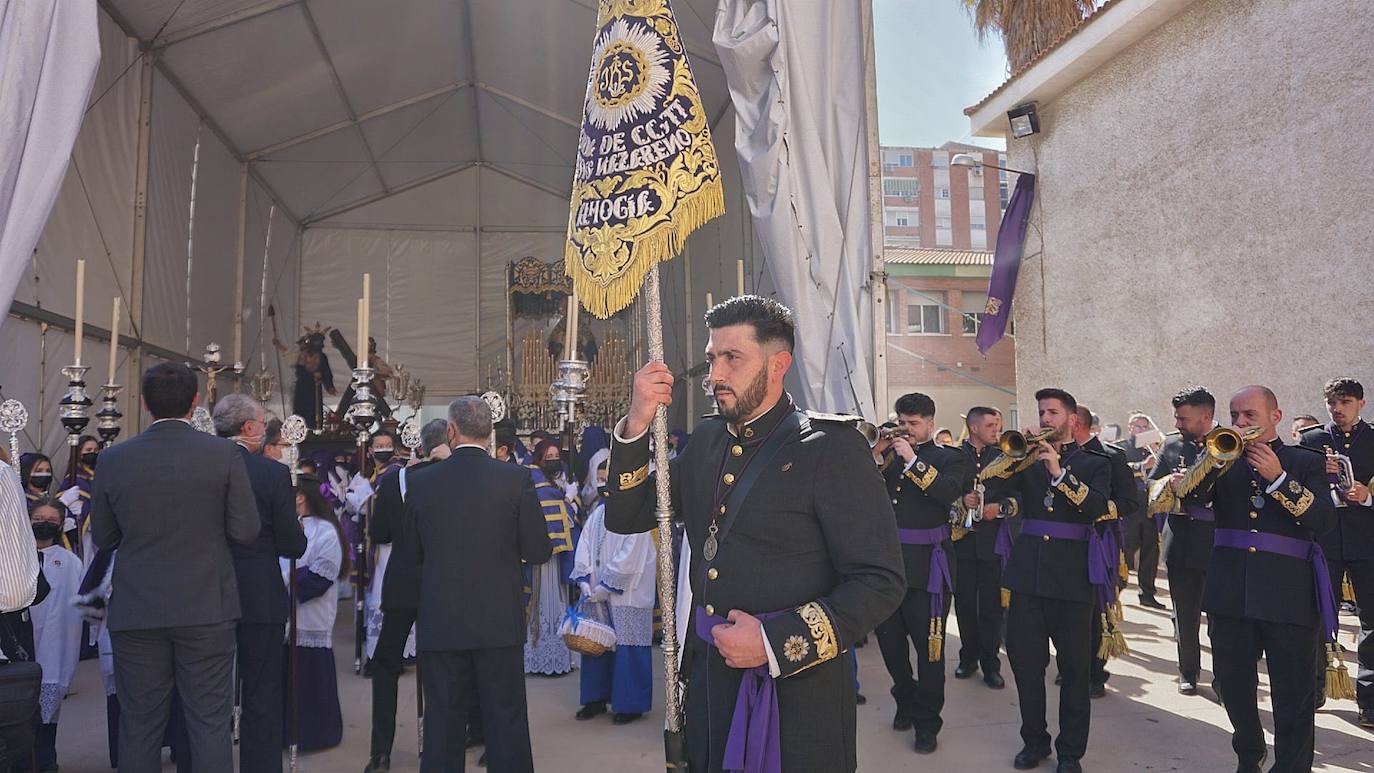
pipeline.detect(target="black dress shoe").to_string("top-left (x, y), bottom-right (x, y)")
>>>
top-left (575, 701), bottom-right (607, 720)
top-left (1089, 682), bottom-right (1107, 699)
top-left (1360, 707), bottom-right (1374, 728)
top-left (1054, 673), bottom-right (1063, 685)
top-left (612, 712), bottom-right (643, 725)
top-left (1315, 692), bottom-right (1327, 710)
top-left (1013, 746), bottom-right (1051, 769)
top-left (892, 710), bottom-right (913, 732)
top-left (1139, 595), bottom-right (1167, 610)
top-left (1235, 749), bottom-right (1266, 773)
top-left (363, 755), bottom-right (391, 773)
top-left (954, 661), bottom-right (979, 679)
top-left (984, 672), bottom-right (1006, 689)
top-left (855, 692), bottom-right (867, 705)
top-left (1056, 758), bottom-right (1083, 773)
top-left (913, 730), bottom-right (938, 754)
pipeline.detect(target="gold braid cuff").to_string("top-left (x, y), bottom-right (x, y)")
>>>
top-left (1056, 475), bottom-right (1090, 507)
top-left (904, 465), bottom-right (939, 490)
top-left (1271, 479), bottom-right (1315, 517)
top-left (798, 602), bottom-right (838, 664)
top-left (617, 464), bottom-right (650, 491)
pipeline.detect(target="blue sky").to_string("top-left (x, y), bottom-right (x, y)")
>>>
top-left (873, 0), bottom-right (1009, 150)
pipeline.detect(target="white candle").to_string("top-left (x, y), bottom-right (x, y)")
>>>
top-left (107, 298), bottom-right (121, 384)
top-left (361, 273), bottom-right (371, 355)
top-left (566, 292), bottom-right (579, 360)
top-left (73, 259), bottom-right (86, 365)
top-left (706, 292), bottom-right (713, 310)
top-left (357, 298), bottom-right (365, 364)
top-left (736, 259), bottom-right (745, 297)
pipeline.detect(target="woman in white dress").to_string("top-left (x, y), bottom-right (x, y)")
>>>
top-left (27, 498), bottom-right (83, 772)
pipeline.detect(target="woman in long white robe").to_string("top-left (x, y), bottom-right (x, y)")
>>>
top-left (30, 500), bottom-right (83, 770)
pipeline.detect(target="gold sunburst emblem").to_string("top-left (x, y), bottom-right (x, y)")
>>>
top-left (783, 635), bottom-right (810, 663)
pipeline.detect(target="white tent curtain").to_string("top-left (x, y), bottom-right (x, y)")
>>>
top-left (714, 0), bottom-right (877, 417)
top-left (0, 0), bottom-right (101, 332)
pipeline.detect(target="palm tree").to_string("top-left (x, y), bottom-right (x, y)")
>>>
top-left (963, 0), bottom-right (1101, 71)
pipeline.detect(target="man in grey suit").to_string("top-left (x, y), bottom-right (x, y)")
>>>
top-left (91, 362), bottom-right (260, 773)
top-left (400, 396), bottom-right (551, 773)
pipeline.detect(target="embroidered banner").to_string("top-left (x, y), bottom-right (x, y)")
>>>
top-left (976, 173), bottom-right (1036, 355)
top-left (566, 0), bottom-right (724, 319)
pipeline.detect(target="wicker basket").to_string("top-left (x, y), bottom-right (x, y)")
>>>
top-left (560, 599), bottom-right (616, 656)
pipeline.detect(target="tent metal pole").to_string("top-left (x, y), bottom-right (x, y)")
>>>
top-left (126, 53), bottom-right (155, 431)
top-left (232, 164), bottom-right (249, 372)
top-left (860, 0), bottom-right (888, 418)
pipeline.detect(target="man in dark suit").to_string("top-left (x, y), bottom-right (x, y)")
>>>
top-left (90, 362), bottom-right (259, 773)
top-left (211, 394), bottom-right (306, 773)
top-left (366, 418), bottom-right (457, 773)
top-left (399, 397), bottom-right (551, 773)
top-left (872, 392), bottom-right (969, 753)
top-left (1202, 385), bottom-right (1333, 772)
top-left (1001, 388), bottom-right (1114, 773)
top-left (606, 296), bottom-right (905, 773)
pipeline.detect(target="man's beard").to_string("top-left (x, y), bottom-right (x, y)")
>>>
top-left (716, 365), bottom-right (769, 423)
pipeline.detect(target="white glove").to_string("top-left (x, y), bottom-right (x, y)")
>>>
top-left (344, 474), bottom-right (375, 513)
top-left (586, 583), bottom-right (612, 603)
top-left (578, 580), bottom-right (593, 598)
top-left (62, 516), bottom-right (77, 533)
top-left (58, 486), bottom-right (82, 510)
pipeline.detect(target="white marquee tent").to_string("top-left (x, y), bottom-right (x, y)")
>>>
top-left (1, 0), bottom-right (884, 468)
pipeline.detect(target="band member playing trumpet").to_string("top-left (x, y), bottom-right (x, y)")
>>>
top-left (1121, 413), bottom-right (1166, 609)
top-left (1149, 386), bottom-right (1220, 696)
top-left (952, 407), bottom-right (1016, 690)
top-left (1001, 389), bottom-right (1114, 773)
top-left (872, 393), bottom-right (970, 754)
top-left (1202, 386), bottom-right (1333, 773)
top-left (1299, 377), bottom-right (1373, 726)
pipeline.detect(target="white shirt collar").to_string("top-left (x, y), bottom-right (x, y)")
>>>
top-left (151, 417), bottom-right (192, 426)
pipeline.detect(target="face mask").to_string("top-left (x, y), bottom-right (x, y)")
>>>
top-left (29, 473), bottom-right (52, 491)
top-left (31, 522), bottom-right (61, 542)
top-left (541, 461), bottom-right (562, 479)
top-left (81, 452), bottom-right (99, 467)
top-left (373, 450), bottom-right (395, 465)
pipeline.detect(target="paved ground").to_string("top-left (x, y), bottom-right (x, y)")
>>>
top-left (49, 567), bottom-right (1370, 771)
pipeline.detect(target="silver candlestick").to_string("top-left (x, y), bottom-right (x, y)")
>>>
top-left (0, 399), bottom-right (28, 462)
top-left (399, 415), bottom-right (421, 460)
top-left (59, 365), bottom-right (93, 447)
top-left (549, 359), bottom-right (589, 427)
top-left (281, 414), bottom-right (308, 486)
top-left (95, 384), bottom-right (124, 447)
top-left (346, 366), bottom-right (378, 441)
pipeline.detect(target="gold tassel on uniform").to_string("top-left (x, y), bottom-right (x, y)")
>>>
top-left (1343, 571), bottom-right (1356, 603)
top-left (928, 617), bottom-right (943, 662)
top-left (1096, 613), bottom-right (1114, 661)
top-left (1108, 605), bottom-right (1130, 658)
top-left (1326, 642), bottom-right (1357, 701)
top-left (1001, 587), bottom-right (1011, 608)
top-left (1118, 549), bottom-right (1130, 585)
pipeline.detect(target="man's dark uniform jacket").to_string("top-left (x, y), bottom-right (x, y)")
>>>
top-left (1300, 421), bottom-right (1374, 563)
top-left (1002, 441), bottom-right (1114, 603)
top-left (1086, 436), bottom-right (1138, 523)
top-left (605, 397), bottom-right (905, 773)
top-left (232, 446), bottom-right (307, 624)
top-left (884, 439), bottom-right (970, 588)
top-left (1151, 431), bottom-right (1217, 571)
top-left (371, 460), bottom-right (437, 610)
top-left (1201, 438), bottom-right (1333, 626)
top-left (956, 441), bottom-right (1017, 559)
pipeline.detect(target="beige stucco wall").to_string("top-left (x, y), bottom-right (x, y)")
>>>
top-left (1003, 0), bottom-right (1374, 430)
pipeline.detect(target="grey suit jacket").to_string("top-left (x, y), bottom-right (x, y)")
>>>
top-left (91, 419), bottom-right (260, 631)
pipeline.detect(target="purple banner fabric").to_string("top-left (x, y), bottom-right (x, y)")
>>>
top-left (1213, 529), bottom-right (1339, 641)
top-left (694, 606), bottom-right (785, 773)
top-left (976, 173), bottom-right (1036, 354)
top-left (898, 526), bottom-right (952, 616)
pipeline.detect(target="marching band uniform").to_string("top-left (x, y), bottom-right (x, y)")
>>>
top-left (1300, 420), bottom-right (1374, 717)
top-left (1202, 438), bottom-right (1332, 772)
top-left (1119, 439), bottom-right (1162, 605)
top-left (1003, 441), bottom-right (1114, 770)
top-left (952, 440), bottom-right (1017, 686)
top-left (873, 438), bottom-right (968, 749)
top-left (1151, 429), bottom-right (1217, 691)
top-left (605, 396), bottom-right (905, 773)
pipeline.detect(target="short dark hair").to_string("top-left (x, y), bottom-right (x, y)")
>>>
top-left (894, 392), bottom-right (936, 419)
top-left (704, 295), bottom-right (795, 352)
top-left (965, 406), bottom-right (1000, 427)
top-left (1034, 387), bottom-right (1077, 414)
top-left (1074, 405), bottom-right (1093, 425)
top-left (1324, 378), bottom-right (1364, 402)
top-left (1171, 386), bottom-right (1216, 411)
top-left (420, 419), bottom-right (449, 456)
top-left (494, 420), bottom-right (517, 456)
top-left (142, 362), bottom-right (198, 419)
top-left (370, 430), bottom-right (397, 448)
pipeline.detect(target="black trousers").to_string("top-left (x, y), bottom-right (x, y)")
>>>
top-left (110, 622), bottom-right (236, 773)
top-left (952, 543), bottom-right (1005, 675)
top-left (1122, 513), bottom-right (1160, 597)
top-left (370, 607), bottom-right (483, 758)
top-left (1321, 556), bottom-right (1374, 709)
top-left (420, 646), bottom-right (532, 773)
top-left (1007, 593), bottom-right (1093, 760)
top-left (1089, 609), bottom-right (1108, 686)
top-left (237, 623), bottom-right (285, 773)
top-left (1210, 614), bottom-right (1319, 773)
top-left (873, 587), bottom-right (948, 735)
top-left (1168, 565), bottom-right (1209, 683)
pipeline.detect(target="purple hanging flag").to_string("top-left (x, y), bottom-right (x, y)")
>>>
top-left (976, 173), bottom-right (1036, 355)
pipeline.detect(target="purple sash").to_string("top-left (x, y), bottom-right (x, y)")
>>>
top-left (694, 606), bottom-right (785, 773)
top-left (1181, 503), bottom-right (1215, 522)
top-left (1020, 519), bottom-right (1118, 607)
top-left (993, 519), bottom-right (1014, 570)
top-left (898, 526), bottom-right (953, 616)
top-left (1213, 529), bottom-right (1339, 640)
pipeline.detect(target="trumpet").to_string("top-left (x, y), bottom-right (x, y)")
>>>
top-left (998, 427), bottom-right (1055, 460)
top-left (1326, 447), bottom-right (1356, 504)
top-left (1147, 425), bottom-right (1264, 515)
top-left (856, 421), bottom-right (910, 448)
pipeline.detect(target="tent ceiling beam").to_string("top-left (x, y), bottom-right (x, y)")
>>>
top-left (485, 163), bottom-right (567, 201)
top-left (476, 82), bottom-right (579, 128)
top-left (299, 2), bottom-right (388, 196)
top-left (302, 161), bottom-right (477, 225)
top-left (148, 0), bottom-right (300, 50)
top-left (562, 0), bottom-right (724, 70)
top-left (461, 0), bottom-right (485, 164)
top-left (243, 81), bottom-right (472, 160)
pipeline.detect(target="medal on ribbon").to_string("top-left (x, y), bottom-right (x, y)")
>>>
top-left (565, 0), bottom-right (725, 319)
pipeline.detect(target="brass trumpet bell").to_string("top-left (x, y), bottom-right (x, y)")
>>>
top-left (999, 427), bottom-right (1054, 459)
top-left (1203, 426), bottom-right (1246, 462)
top-left (856, 421), bottom-right (910, 448)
